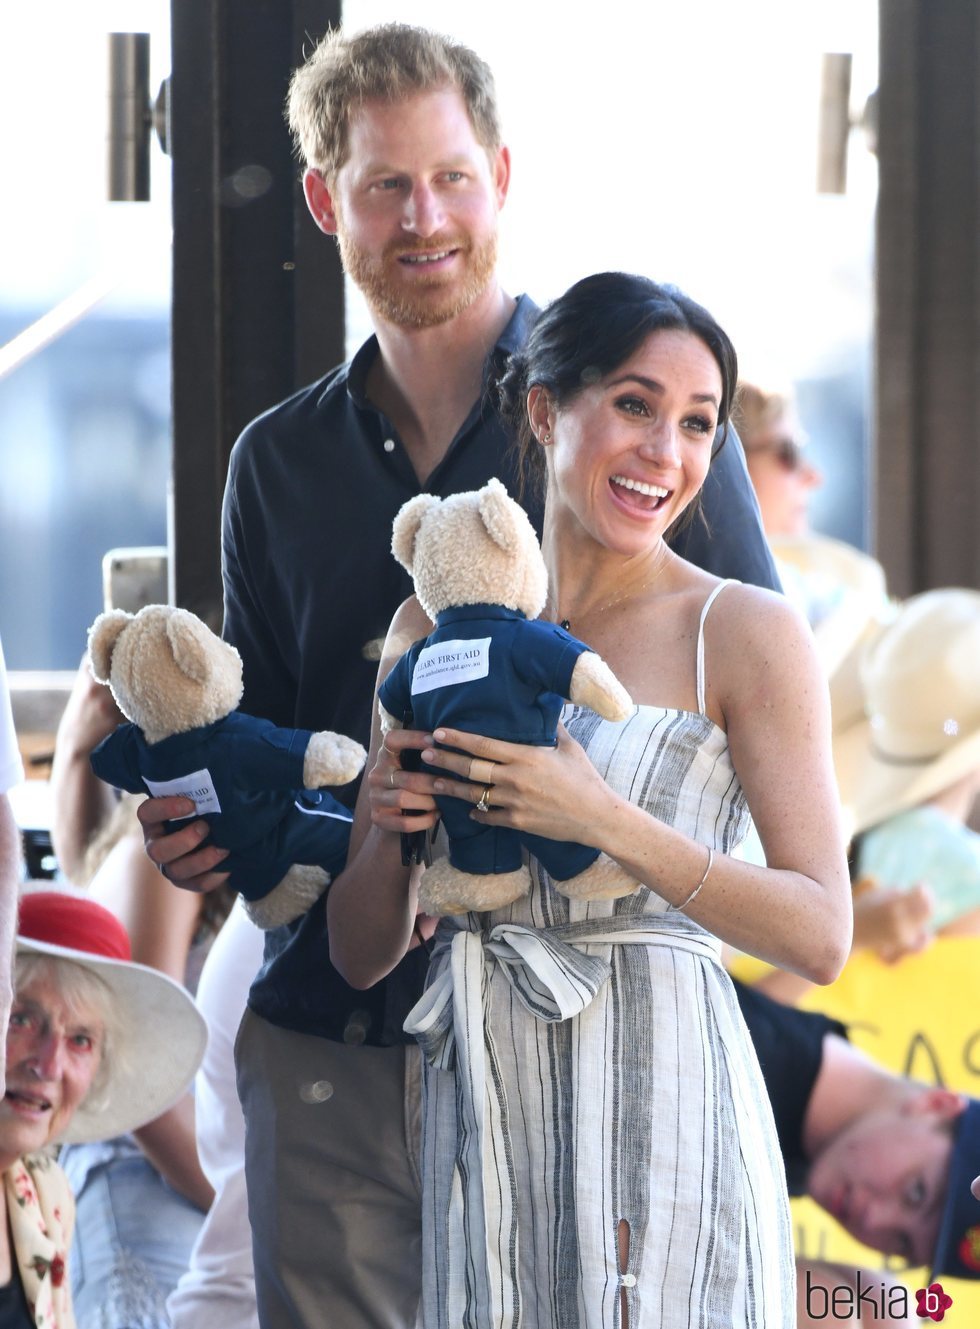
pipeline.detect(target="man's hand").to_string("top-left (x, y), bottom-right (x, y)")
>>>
top-left (137, 795), bottom-right (230, 893)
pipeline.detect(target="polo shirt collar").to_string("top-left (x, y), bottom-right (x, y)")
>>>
top-left (345, 335), bottom-right (380, 409)
top-left (435, 603), bottom-right (528, 627)
top-left (139, 719), bottom-right (224, 754)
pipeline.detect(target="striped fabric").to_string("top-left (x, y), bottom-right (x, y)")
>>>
top-left (408, 586), bottom-right (796, 1327)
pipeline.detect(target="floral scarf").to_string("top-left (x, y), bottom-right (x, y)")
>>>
top-left (4, 1154), bottom-right (75, 1329)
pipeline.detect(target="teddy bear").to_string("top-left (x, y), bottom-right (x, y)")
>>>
top-left (87, 604), bottom-right (366, 929)
top-left (379, 478), bottom-right (638, 916)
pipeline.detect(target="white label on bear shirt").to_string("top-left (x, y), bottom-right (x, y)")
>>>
top-left (143, 767), bottom-right (222, 818)
top-left (411, 637), bottom-right (491, 695)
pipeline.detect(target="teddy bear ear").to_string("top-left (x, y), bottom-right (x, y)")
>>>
top-left (477, 478), bottom-right (524, 553)
top-left (166, 608), bottom-right (219, 685)
top-left (87, 610), bottom-right (133, 683)
top-left (391, 493), bottom-right (441, 574)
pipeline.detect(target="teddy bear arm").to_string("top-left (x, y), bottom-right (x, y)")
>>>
top-left (214, 720), bottom-right (361, 793)
top-left (303, 730), bottom-right (368, 787)
top-left (243, 864), bottom-right (331, 929)
top-left (89, 727), bottom-right (147, 795)
top-left (568, 653), bottom-right (633, 722)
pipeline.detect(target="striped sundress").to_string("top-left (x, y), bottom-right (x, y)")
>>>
top-left (405, 583), bottom-right (796, 1327)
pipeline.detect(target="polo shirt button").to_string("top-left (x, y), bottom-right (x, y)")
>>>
top-left (299, 1079), bottom-right (333, 1103)
top-left (343, 1009), bottom-right (370, 1045)
top-left (383, 438), bottom-right (396, 453)
top-left (620, 1274), bottom-right (636, 1288)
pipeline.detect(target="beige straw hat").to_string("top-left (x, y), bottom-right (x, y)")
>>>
top-left (833, 589), bottom-right (980, 836)
top-left (771, 534), bottom-right (889, 682)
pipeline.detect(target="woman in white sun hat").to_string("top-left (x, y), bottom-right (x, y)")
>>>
top-left (835, 588), bottom-right (980, 935)
top-left (0, 887), bottom-right (205, 1329)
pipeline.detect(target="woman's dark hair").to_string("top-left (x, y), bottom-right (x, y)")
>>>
top-left (498, 272), bottom-right (738, 510)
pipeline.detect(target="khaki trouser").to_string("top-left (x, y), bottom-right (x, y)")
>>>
top-left (236, 1008), bottom-right (423, 1329)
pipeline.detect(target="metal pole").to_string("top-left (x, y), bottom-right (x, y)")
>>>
top-left (107, 32), bottom-right (151, 201)
top-left (816, 52), bottom-right (853, 195)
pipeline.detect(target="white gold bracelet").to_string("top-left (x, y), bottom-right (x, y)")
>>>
top-left (669, 847), bottom-right (714, 912)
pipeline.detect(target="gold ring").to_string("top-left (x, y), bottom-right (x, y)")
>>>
top-left (476, 785), bottom-right (492, 813)
top-left (471, 758), bottom-right (496, 786)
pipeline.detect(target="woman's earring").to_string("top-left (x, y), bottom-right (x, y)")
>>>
top-left (541, 432), bottom-right (552, 444)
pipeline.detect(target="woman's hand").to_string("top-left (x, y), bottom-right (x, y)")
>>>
top-left (58, 662), bottom-right (125, 755)
top-left (367, 727), bottom-right (441, 835)
top-left (420, 722), bottom-right (620, 849)
top-left (49, 656), bottom-right (128, 880)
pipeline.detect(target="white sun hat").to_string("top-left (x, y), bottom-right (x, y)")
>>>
top-left (833, 589), bottom-right (980, 837)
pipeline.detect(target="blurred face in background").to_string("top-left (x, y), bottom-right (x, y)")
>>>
top-left (743, 412), bottom-right (822, 539)
top-left (805, 1087), bottom-right (960, 1268)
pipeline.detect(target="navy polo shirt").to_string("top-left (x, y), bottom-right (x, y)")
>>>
top-left (223, 293), bottom-right (782, 1047)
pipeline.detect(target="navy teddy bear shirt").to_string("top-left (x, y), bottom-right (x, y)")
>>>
top-left (378, 603), bottom-right (604, 881)
top-left (90, 711), bottom-right (352, 901)
top-left (378, 604), bottom-right (590, 742)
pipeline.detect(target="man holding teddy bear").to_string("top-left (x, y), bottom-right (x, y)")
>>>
top-left (140, 22), bottom-right (779, 1328)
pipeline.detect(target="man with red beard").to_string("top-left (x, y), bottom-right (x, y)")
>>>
top-left (142, 24), bottom-right (780, 1328)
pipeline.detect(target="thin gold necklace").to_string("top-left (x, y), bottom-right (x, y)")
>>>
top-left (548, 550), bottom-right (671, 631)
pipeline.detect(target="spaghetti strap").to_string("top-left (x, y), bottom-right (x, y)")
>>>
top-left (696, 579), bottom-right (739, 715)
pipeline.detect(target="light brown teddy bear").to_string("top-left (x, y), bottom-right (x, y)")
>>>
top-left (379, 478), bottom-right (639, 916)
top-left (87, 604), bottom-right (365, 928)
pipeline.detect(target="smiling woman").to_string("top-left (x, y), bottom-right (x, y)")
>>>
top-left (0, 890), bottom-right (206, 1329)
top-left (333, 272), bottom-right (852, 1328)
top-left (505, 274), bottom-right (735, 521)
top-left (3, 962), bottom-right (110, 1159)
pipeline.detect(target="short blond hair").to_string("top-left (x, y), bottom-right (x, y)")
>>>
top-left (286, 23), bottom-right (502, 180)
top-left (732, 381), bottom-right (798, 449)
top-left (14, 953), bottom-right (119, 1108)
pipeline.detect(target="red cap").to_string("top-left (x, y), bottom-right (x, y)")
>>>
top-left (18, 892), bottom-right (132, 963)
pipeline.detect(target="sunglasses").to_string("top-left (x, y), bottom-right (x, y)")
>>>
top-left (745, 436), bottom-right (807, 472)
